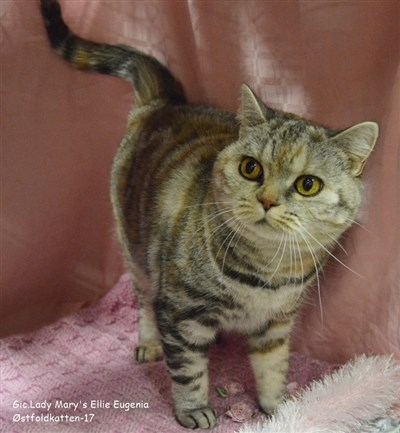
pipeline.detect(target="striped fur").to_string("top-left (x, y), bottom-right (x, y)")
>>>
top-left (40, 1), bottom-right (379, 429)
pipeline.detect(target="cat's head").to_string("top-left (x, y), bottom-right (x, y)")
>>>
top-left (213, 84), bottom-right (378, 248)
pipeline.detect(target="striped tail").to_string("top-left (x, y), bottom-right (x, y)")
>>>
top-left (40, 0), bottom-right (186, 106)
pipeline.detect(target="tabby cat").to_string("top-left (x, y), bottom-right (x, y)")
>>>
top-left (40, 0), bottom-right (378, 429)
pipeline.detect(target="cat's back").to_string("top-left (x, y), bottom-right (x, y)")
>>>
top-left (111, 102), bottom-right (239, 271)
top-left (120, 102), bottom-right (239, 199)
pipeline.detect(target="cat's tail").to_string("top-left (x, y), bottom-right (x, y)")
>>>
top-left (40, 0), bottom-right (186, 106)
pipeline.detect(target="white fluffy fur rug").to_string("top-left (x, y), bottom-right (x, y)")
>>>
top-left (239, 355), bottom-right (400, 433)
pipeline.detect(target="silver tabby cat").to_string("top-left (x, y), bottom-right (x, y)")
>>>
top-left (41, 0), bottom-right (378, 428)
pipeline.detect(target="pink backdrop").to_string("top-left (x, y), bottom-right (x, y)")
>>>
top-left (2, 0), bottom-right (399, 362)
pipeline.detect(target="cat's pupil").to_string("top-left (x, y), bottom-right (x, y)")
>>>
top-left (303, 176), bottom-right (314, 191)
top-left (246, 160), bottom-right (256, 174)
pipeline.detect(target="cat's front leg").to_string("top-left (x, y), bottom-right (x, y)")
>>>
top-left (247, 318), bottom-right (293, 415)
top-left (158, 313), bottom-right (218, 429)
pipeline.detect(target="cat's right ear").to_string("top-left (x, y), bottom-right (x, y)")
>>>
top-left (239, 84), bottom-right (277, 129)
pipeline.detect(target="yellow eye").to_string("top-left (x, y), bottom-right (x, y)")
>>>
top-left (294, 175), bottom-right (323, 196)
top-left (239, 157), bottom-right (263, 181)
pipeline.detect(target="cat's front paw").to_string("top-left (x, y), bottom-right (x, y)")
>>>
top-left (134, 343), bottom-right (163, 363)
top-left (175, 407), bottom-right (218, 429)
top-left (258, 394), bottom-right (286, 416)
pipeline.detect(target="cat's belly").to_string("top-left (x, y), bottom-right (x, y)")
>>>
top-left (219, 283), bottom-right (305, 334)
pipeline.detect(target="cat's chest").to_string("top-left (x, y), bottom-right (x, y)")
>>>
top-left (221, 283), bottom-right (304, 333)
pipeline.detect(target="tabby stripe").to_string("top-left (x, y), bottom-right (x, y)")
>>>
top-left (218, 263), bottom-right (278, 290)
top-left (169, 327), bottom-right (213, 353)
top-left (174, 304), bottom-right (208, 322)
top-left (196, 317), bottom-right (220, 328)
top-left (248, 337), bottom-right (288, 354)
top-left (247, 320), bottom-right (271, 337)
top-left (166, 356), bottom-right (193, 371)
top-left (211, 219), bottom-right (258, 255)
top-left (190, 384), bottom-right (201, 392)
top-left (207, 221), bottom-right (280, 289)
top-left (162, 342), bottom-right (185, 358)
top-left (166, 160), bottom-right (214, 250)
top-left (215, 255), bottom-right (317, 290)
top-left (209, 226), bottom-right (262, 276)
top-left (286, 268), bottom-right (317, 286)
top-left (181, 281), bottom-right (239, 310)
top-left (337, 191), bottom-right (353, 213)
top-left (155, 296), bottom-right (178, 319)
top-left (171, 370), bottom-right (204, 385)
top-left (130, 107), bottom-right (185, 241)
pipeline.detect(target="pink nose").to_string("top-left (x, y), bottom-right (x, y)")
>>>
top-left (259, 198), bottom-right (278, 211)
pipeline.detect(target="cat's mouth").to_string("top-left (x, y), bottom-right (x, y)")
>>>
top-left (254, 216), bottom-right (279, 231)
top-left (255, 217), bottom-right (269, 225)
top-left (254, 215), bottom-right (294, 235)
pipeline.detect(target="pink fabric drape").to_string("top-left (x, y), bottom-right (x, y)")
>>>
top-left (2, 1), bottom-right (399, 362)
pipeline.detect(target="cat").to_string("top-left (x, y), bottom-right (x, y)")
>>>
top-left (40, 0), bottom-right (378, 429)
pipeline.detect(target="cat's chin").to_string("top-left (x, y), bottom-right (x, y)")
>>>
top-left (248, 218), bottom-right (286, 242)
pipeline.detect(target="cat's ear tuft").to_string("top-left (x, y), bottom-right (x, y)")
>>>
top-left (332, 121), bottom-right (379, 176)
top-left (239, 84), bottom-right (277, 128)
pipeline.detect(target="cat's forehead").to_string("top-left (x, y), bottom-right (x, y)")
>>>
top-left (264, 118), bottom-right (328, 144)
top-left (245, 121), bottom-right (328, 158)
top-left (238, 119), bottom-right (339, 177)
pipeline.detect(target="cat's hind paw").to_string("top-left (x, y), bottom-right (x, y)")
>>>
top-left (134, 343), bottom-right (163, 363)
top-left (176, 407), bottom-right (218, 429)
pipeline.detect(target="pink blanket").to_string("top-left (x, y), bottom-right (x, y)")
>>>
top-left (0, 274), bottom-right (338, 433)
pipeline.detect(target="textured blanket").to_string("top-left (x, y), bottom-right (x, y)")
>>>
top-left (240, 356), bottom-right (400, 433)
top-left (0, 274), bottom-right (397, 433)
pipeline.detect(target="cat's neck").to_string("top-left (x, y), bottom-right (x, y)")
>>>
top-left (205, 202), bottom-right (329, 281)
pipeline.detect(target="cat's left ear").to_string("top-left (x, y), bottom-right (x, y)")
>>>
top-left (239, 83), bottom-right (278, 128)
top-left (331, 121), bottom-right (379, 176)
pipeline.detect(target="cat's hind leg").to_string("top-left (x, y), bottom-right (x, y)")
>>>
top-left (135, 302), bottom-right (163, 363)
top-left (127, 267), bottom-right (163, 363)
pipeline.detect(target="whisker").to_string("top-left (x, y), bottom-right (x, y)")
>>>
top-left (291, 235), bottom-right (304, 305)
top-left (298, 214), bottom-right (349, 256)
top-left (198, 214), bottom-right (238, 256)
top-left (286, 234), bottom-right (294, 285)
top-left (291, 234), bottom-right (297, 278)
top-left (219, 220), bottom-right (242, 286)
top-left (298, 231), bottom-right (324, 324)
top-left (299, 223), bottom-right (365, 280)
top-left (295, 236), bottom-right (304, 291)
top-left (263, 234), bottom-right (288, 288)
top-left (182, 200), bottom-right (233, 210)
top-left (191, 208), bottom-right (237, 264)
top-left (232, 221), bottom-right (245, 251)
top-left (345, 218), bottom-right (375, 236)
top-left (259, 232), bottom-right (285, 273)
top-left (323, 232), bottom-right (348, 256)
top-left (193, 207), bottom-right (233, 237)
top-left (215, 219), bottom-right (240, 261)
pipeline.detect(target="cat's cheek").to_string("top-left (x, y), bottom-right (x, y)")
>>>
top-left (217, 174), bottom-right (245, 200)
top-left (216, 182), bottom-right (234, 201)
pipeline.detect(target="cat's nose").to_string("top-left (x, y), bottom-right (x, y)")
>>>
top-left (259, 197), bottom-right (278, 211)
